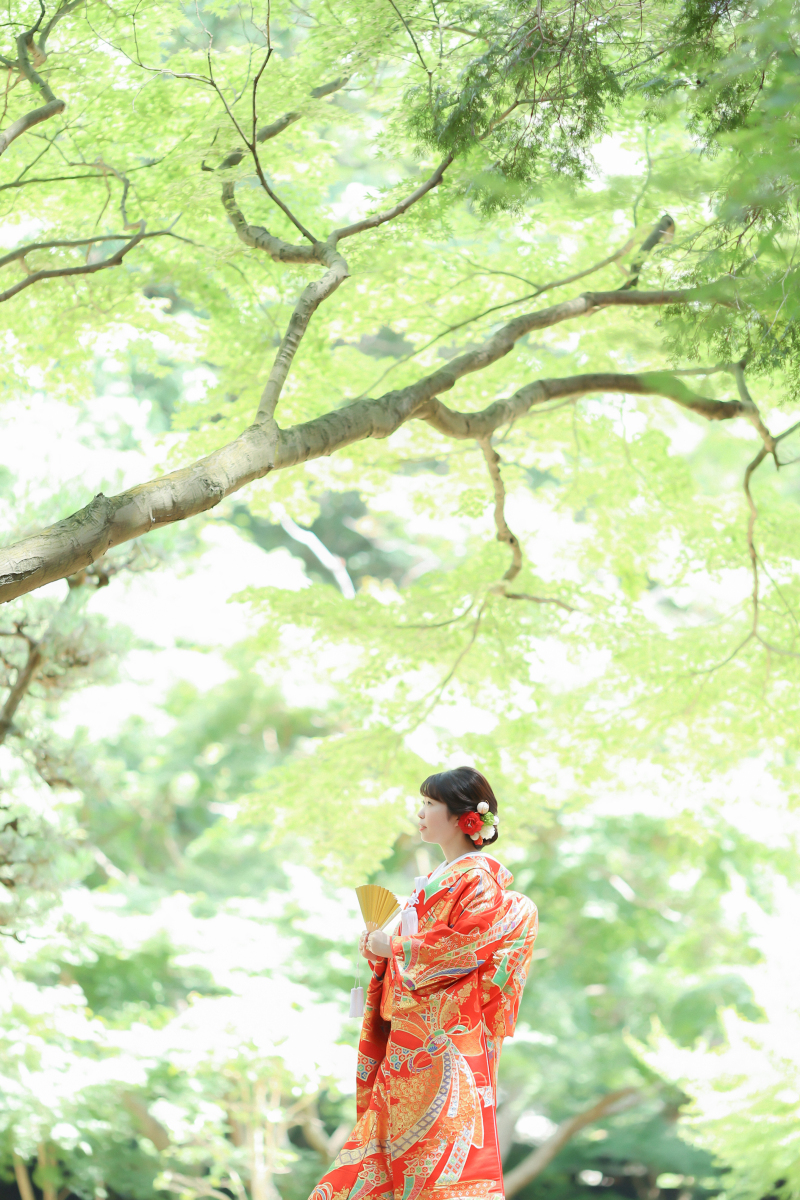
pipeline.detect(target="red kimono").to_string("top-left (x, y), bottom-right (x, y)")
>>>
top-left (309, 853), bottom-right (538, 1200)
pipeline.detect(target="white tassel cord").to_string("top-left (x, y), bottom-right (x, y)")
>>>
top-left (400, 875), bottom-right (428, 936)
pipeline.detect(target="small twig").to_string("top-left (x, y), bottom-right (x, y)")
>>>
top-left (504, 591), bottom-right (576, 612)
top-left (332, 155), bottom-right (453, 242)
top-left (414, 596), bottom-right (491, 723)
top-left (631, 128), bottom-right (651, 228)
top-left (743, 446), bottom-right (768, 634)
top-left (387, 0), bottom-right (431, 79)
top-left (686, 633), bottom-right (755, 677)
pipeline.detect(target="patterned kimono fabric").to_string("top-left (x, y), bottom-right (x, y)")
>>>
top-left (309, 854), bottom-right (538, 1200)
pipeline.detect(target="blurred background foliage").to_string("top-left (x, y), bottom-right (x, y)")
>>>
top-left (2, 1), bottom-right (800, 1200)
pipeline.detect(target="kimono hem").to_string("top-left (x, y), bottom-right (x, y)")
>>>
top-left (309, 854), bottom-right (538, 1200)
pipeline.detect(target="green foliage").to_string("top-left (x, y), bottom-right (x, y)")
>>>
top-left (2, 1), bottom-right (800, 1198)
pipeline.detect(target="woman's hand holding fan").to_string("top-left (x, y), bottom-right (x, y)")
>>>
top-left (355, 885), bottom-right (399, 961)
top-left (359, 930), bottom-right (380, 962)
top-left (366, 929), bottom-right (392, 958)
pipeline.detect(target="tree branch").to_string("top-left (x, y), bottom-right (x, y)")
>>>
top-left (0, 98), bottom-right (64, 157)
top-left (504, 1089), bottom-right (642, 1197)
top-left (0, 229), bottom-right (192, 271)
top-left (37, 1142), bottom-right (56, 1200)
top-left (0, 226), bottom-right (149, 304)
top-left (121, 1093), bottom-right (171, 1151)
top-left (13, 1154), bottom-right (36, 1200)
top-left (222, 182), bottom-right (318, 263)
top-left (0, 361), bottom-right (753, 605)
top-left (219, 112), bottom-right (302, 168)
top-left (331, 155), bottom-right (454, 241)
top-left (0, 637), bottom-right (42, 743)
top-left (215, 76), bottom-right (348, 169)
top-left (419, 369), bottom-right (746, 439)
top-left (0, 7), bottom-right (78, 158)
top-left (257, 241), bottom-right (348, 421)
top-left (160, 1174), bottom-right (232, 1200)
top-left (479, 438), bottom-right (522, 581)
top-left (743, 446), bottom-right (767, 634)
top-left (360, 214), bottom-right (678, 399)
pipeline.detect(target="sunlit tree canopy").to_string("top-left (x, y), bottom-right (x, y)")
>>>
top-left (1, 1), bottom-right (800, 1199)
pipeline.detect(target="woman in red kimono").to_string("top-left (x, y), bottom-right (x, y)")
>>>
top-left (309, 766), bottom-right (538, 1200)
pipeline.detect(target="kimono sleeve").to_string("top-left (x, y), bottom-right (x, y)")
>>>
top-left (388, 870), bottom-right (507, 999)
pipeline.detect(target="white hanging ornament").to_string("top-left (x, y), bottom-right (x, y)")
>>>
top-left (401, 907), bottom-right (418, 935)
top-left (349, 986), bottom-right (364, 1017)
top-left (477, 802), bottom-right (489, 814)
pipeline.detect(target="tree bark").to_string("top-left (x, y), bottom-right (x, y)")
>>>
top-left (503, 1088), bottom-right (641, 1197)
top-left (13, 1154), bottom-right (36, 1200)
top-left (0, 362), bottom-right (748, 606)
top-left (0, 641), bottom-right (42, 743)
top-left (37, 1143), bottom-right (57, 1200)
top-left (121, 1092), bottom-right (171, 1151)
top-left (0, 584), bottom-right (91, 739)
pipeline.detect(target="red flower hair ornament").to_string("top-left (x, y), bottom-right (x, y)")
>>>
top-left (458, 811), bottom-right (483, 837)
top-left (458, 803), bottom-right (499, 847)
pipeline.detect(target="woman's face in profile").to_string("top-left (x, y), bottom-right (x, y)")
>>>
top-left (417, 795), bottom-right (459, 845)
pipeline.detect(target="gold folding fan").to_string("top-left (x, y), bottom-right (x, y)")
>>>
top-left (355, 884), bottom-right (400, 932)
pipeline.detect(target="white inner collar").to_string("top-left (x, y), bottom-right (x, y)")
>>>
top-left (427, 851), bottom-right (500, 885)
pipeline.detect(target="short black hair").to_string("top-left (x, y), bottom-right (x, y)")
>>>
top-left (420, 766), bottom-right (499, 846)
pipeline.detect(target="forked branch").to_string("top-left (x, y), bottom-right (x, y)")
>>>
top-left (0, 227), bottom-right (194, 304)
top-left (0, 2), bottom-right (80, 157)
top-left (0, 362), bottom-right (763, 605)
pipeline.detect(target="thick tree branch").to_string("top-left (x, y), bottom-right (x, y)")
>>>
top-left (221, 184), bottom-right (349, 421)
top-left (257, 242), bottom-right (349, 420)
top-left (0, 98), bottom-right (64, 156)
top-left (222, 182), bottom-right (318, 263)
top-left (13, 1155), bottom-right (35, 1200)
top-left (362, 214), bottom-right (678, 398)
top-left (420, 369), bottom-right (747, 439)
top-left (122, 1093), bottom-right (171, 1151)
top-left (504, 1089), bottom-right (641, 1197)
top-left (0, 261), bottom-right (750, 602)
top-left (0, 363), bottom-right (754, 604)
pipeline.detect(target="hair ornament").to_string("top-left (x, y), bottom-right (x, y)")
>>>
top-left (476, 802), bottom-right (489, 814)
top-left (458, 811), bottom-right (484, 837)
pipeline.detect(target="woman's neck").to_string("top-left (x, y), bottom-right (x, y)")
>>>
top-left (440, 834), bottom-right (477, 863)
